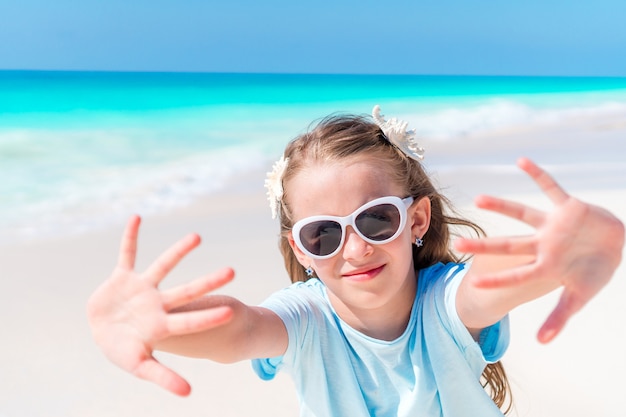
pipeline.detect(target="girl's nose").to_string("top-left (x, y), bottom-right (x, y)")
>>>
top-left (342, 226), bottom-right (373, 260)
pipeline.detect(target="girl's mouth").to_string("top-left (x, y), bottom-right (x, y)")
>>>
top-left (342, 265), bottom-right (385, 282)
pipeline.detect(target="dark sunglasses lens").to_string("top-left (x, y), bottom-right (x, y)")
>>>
top-left (355, 204), bottom-right (401, 241)
top-left (300, 221), bottom-right (343, 256)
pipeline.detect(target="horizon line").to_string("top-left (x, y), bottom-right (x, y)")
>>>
top-left (2, 68), bottom-right (626, 79)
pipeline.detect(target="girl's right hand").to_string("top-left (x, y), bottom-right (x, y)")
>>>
top-left (456, 158), bottom-right (624, 343)
top-left (86, 215), bottom-right (235, 396)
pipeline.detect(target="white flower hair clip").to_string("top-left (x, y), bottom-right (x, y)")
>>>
top-left (264, 155), bottom-right (289, 219)
top-left (372, 105), bottom-right (425, 161)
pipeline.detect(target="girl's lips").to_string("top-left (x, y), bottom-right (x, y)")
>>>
top-left (342, 265), bottom-right (385, 282)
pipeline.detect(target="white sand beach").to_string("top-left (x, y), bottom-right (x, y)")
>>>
top-left (1, 126), bottom-right (625, 417)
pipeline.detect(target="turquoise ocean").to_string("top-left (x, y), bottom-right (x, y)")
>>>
top-left (2, 71), bottom-right (626, 243)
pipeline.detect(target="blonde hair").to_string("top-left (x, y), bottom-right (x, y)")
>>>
top-left (274, 114), bottom-right (511, 412)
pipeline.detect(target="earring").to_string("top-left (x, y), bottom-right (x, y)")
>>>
top-left (305, 266), bottom-right (314, 277)
top-left (415, 237), bottom-right (424, 247)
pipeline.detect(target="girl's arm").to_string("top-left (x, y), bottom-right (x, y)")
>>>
top-left (155, 295), bottom-right (286, 362)
top-left (455, 158), bottom-right (625, 343)
top-left (86, 216), bottom-right (287, 397)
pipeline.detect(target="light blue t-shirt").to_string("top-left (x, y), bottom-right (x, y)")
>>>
top-left (252, 262), bottom-right (509, 417)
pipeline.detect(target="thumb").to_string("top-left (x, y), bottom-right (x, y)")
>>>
top-left (537, 290), bottom-right (585, 344)
top-left (133, 357), bottom-right (192, 396)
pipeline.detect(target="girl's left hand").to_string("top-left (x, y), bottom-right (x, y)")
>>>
top-left (455, 158), bottom-right (624, 343)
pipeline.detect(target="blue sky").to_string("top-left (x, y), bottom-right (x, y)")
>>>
top-left (1, 0), bottom-right (625, 76)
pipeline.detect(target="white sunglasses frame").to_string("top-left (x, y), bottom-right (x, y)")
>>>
top-left (292, 196), bottom-right (414, 260)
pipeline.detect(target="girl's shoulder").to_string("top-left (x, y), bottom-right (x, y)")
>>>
top-left (419, 262), bottom-right (466, 281)
top-left (286, 277), bottom-right (326, 293)
top-left (262, 278), bottom-right (328, 312)
top-left (417, 262), bottom-right (468, 295)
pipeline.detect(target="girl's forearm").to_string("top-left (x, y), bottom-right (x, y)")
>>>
top-left (457, 254), bottom-right (558, 333)
top-left (155, 295), bottom-right (287, 363)
top-left (457, 269), bottom-right (560, 334)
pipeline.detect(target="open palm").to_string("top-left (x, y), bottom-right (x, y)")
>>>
top-left (87, 216), bottom-right (234, 395)
top-left (456, 158), bottom-right (625, 343)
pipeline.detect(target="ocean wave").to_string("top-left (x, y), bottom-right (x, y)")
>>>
top-left (408, 99), bottom-right (626, 140)
top-left (0, 141), bottom-right (269, 244)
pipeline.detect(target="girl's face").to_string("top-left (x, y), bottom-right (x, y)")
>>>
top-left (286, 158), bottom-right (430, 327)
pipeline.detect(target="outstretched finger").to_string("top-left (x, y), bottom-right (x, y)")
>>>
top-left (455, 235), bottom-right (536, 256)
top-left (475, 194), bottom-right (545, 228)
top-left (162, 267), bottom-right (235, 311)
top-left (117, 215), bottom-right (141, 270)
top-left (517, 157), bottom-right (570, 205)
top-left (144, 233), bottom-right (202, 285)
top-left (470, 263), bottom-right (537, 288)
top-left (166, 306), bottom-right (234, 336)
top-left (133, 357), bottom-right (192, 396)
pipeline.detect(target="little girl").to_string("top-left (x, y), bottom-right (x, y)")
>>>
top-left (87, 107), bottom-right (624, 416)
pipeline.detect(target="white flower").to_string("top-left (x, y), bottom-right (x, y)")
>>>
top-left (264, 156), bottom-right (289, 219)
top-left (372, 105), bottom-right (425, 161)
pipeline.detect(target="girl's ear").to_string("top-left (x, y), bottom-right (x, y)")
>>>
top-left (410, 196), bottom-right (431, 239)
top-left (287, 231), bottom-right (312, 268)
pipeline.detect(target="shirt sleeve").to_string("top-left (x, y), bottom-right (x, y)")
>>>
top-left (250, 280), bottom-right (320, 380)
top-left (251, 354), bottom-right (284, 381)
top-left (441, 263), bottom-right (510, 365)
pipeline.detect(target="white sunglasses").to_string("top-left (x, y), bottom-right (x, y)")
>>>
top-left (292, 196), bottom-right (414, 260)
